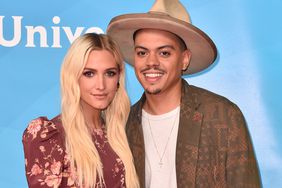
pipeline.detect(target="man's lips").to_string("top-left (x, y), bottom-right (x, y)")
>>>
top-left (140, 68), bottom-right (166, 82)
top-left (142, 72), bottom-right (164, 83)
top-left (144, 72), bottom-right (164, 78)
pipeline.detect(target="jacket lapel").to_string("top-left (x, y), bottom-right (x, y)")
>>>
top-left (176, 80), bottom-right (203, 187)
top-left (129, 80), bottom-right (203, 188)
top-left (127, 95), bottom-right (146, 188)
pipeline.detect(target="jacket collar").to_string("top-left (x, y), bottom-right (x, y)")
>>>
top-left (135, 79), bottom-right (201, 118)
top-left (132, 79), bottom-right (203, 187)
top-left (176, 79), bottom-right (203, 187)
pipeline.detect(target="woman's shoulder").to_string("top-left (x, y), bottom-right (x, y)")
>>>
top-left (22, 115), bottom-right (72, 187)
top-left (22, 115), bottom-right (64, 144)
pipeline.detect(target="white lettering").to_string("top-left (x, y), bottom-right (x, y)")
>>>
top-left (51, 16), bottom-right (62, 48)
top-left (85, 27), bottom-right (104, 34)
top-left (0, 15), bottom-right (104, 48)
top-left (25, 26), bottom-right (49, 47)
top-left (63, 27), bottom-right (84, 43)
top-left (0, 16), bottom-right (22, 47)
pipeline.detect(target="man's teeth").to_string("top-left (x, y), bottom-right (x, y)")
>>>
top-left (144, 73), bottom-right (162, 77)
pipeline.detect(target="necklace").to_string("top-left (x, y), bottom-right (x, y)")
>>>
top-left (147, 110), bottom-right (179, 168)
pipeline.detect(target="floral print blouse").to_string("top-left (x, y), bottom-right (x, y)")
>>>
top-left (22, 116), bottom-right (126, 188)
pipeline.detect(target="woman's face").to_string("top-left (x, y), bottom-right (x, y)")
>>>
top-left (79, 50), bottom-right (119, 111)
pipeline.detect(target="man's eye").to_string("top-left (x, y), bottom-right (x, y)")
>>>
top-left (83, 71), bottom-right (94, 77)
top-left (160, 51), bottom-right (170, 57)
top-left (136, 51), bottom-right (147, 56)
top-left (106, 71), bottom-right (117, 77)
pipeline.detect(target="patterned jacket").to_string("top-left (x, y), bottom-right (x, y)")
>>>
top-left (126, 79), bottom-right (262, 188)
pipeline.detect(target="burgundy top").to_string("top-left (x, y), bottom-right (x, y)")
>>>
top-left (22, 116), bottom-right (126, 188)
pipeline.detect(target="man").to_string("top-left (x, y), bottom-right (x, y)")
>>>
top-left (107, 0), bottom-right (261, 187)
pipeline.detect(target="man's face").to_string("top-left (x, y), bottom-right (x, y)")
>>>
top-left (134, 29), bottom-right (191, 95)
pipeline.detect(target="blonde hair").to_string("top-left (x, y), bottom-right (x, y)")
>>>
top-left (60, 33), bottom-right (139, 187)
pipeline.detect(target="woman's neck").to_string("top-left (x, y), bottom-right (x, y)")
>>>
top-left (80, 101), bottom-right (103, 129)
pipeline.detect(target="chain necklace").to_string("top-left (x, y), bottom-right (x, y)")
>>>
top-left (147, 110), bottom-right (179, 168)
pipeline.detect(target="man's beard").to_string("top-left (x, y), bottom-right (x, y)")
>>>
top-left (145, 88), bottom-right (161, 95)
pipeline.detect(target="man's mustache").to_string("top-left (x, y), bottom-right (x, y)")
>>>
top-left (140, 66), bottom-right (165, 73)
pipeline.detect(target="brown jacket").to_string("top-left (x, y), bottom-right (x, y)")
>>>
top-left (126, 79), bottom-right (262, 188)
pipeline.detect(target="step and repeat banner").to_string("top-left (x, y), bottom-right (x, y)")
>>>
top-left (1, 0), bottom-right (281, 187)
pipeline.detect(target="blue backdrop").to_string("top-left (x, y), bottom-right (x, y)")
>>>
top-left (1, 0), bottom-right (281, 187)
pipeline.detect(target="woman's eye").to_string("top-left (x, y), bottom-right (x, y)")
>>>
top-left (83, 71), bottom-right (94, 77)
top-left (106, 71), bottom-right (117, 77)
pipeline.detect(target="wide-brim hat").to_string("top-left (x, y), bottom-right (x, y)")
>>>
top-left (107, 0), bottom-right (217, 75)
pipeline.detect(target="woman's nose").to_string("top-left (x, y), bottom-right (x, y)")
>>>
top-left (95, 75), bottom-right (105, 90)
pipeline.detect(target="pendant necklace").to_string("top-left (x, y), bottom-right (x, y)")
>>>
top-left (147, 110), bottom-right (179, 168)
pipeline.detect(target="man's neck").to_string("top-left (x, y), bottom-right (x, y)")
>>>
top-left (143, 81), bottom-right (182, 115)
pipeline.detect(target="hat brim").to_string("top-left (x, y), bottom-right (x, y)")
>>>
top-left (107, 13), bottom-right (217, 75)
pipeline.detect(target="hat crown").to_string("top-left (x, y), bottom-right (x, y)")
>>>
top-left (149, 0), bottom-right (191, 23)
top-left (107, 0), bottom-right (217, 74)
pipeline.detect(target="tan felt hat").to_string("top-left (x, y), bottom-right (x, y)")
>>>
top-left (107, 0), bottom-right (217, 74)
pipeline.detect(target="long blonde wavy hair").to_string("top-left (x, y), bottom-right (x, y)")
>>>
top-left (60, 33), bottom-right (139, 188)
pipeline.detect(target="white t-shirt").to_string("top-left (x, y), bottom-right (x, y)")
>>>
top-left (142, 106), bottom-right (180, 188)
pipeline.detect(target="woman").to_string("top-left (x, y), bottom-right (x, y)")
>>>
top-left (22, 33), bottom-right (139, 188)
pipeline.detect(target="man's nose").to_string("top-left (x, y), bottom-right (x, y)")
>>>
top-left (146, 53), bottom-right (160, 67)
